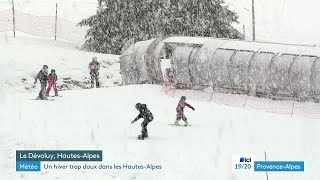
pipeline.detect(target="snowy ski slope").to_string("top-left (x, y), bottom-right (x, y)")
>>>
top-left (0, 32), bottom-right (319, 180)
top-left (0, 31), bottom-right (121, 92)
top-left (1, 85), bottom-right (320, 180)
top-left (0, 0), bottom-right (97, 22)
top-left (0, 1), bottom-right (320, 179)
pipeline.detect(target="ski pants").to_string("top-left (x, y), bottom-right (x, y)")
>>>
top-left (141, 120), bottom-right (150, 137)
top-left (176, 111), bottom-right (187, 121)
top-left (38, 82), bottom-right (47, 99)
top-left (46, 82), bottom-right (58, 96)
top-left (90, 71), bottom-right (100, 87)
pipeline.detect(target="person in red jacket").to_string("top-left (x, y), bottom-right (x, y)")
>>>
top-left (46, 69), bottom-right (58, 96)
top-left (175, 96), bottom-right (195, 126)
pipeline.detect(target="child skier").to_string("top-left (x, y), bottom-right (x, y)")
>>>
top-left (175, 96), bottom-right (195, 126)
top-left (131, 103), bottom-right (154, 140)
top-left (46, 69), bottom-right (58, 97)
top-left (165, 68), bottom-right (175, 84)
top-left (34, 65), bottom-right (49, 100)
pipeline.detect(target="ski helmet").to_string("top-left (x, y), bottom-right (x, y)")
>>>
top-left (181, 96), bottom-right (186, 100)
top-left (43, 65), bottom-right (48, 69)
top-left (92, 56), bottom-right (97, 62)
top-left (135, 103), bottom-right (142, 110)
top-left (51, 69), bottom-right (55, 73)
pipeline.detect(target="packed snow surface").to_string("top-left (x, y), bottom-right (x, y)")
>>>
top-left (1, 85), bottom-right (320, 180)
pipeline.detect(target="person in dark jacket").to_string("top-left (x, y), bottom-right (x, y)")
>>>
top-left (34, 65), bottom-right (49, 100)
top-left (88, 57), bottom-right (101, 88)
top-left (131, 103), bottom-right (154, 139)
top-left (175, 96), bottom-right (195, 126)
top-left (46, 69), bottom-right (58, 96)
top-left (165, 68), bottom-right (175, 84)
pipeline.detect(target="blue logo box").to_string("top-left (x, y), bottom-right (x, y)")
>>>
top-left (16, 161), bottom-right (41, 172)
top-left (16, 150), bottom-right (102, 161)
top-left (254, 161), bottom-right (304, 172)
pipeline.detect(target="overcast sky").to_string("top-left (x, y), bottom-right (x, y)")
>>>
top-left (226, 0), bottom-right (320, 45)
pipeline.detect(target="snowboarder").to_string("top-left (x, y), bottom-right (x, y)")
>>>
top-left (88, 57), bottom-right (101, 88)
top-left (131, 103), bottom-right (154, 140)
top-left (175, 96), bottom-right (195, 126)
top-left (34, 65), bottom-right (49, 100)
top-left (46, 69), bottom-right (59, 97)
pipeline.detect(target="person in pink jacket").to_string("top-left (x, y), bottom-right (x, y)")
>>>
top-left (175, 96), bottom-right (195, 126)
top-left (46, 69), bottom-right (58, 96)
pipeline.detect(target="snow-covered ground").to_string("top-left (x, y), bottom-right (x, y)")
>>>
top-left (1, 1), bottom-right (320, 179)
top-left (1, 85), bottom-right (320, 180)
top-left (0, 31), bottom-right (121, 93)
top-left (0, 32), bottom-right (319, 178)
top-left (1, 32), bottom-right (319, 179)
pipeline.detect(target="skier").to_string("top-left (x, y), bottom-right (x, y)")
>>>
top-left (46, 69), bottom-right (59, 97)
top-left (34, 65), bottom-right (49, 100)
top-left (88, 57), bottom-right (101, 88)
top-left (175, 96), bottom-right (195, 126)
top-left (131, 103), bottom-right (154, 140)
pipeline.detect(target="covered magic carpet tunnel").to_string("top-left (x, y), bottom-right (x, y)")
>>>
top-left (120, 36), bottom-right (320, 102)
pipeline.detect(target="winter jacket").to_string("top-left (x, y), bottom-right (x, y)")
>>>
top-left (132, 104), bottom-right (153, 123)
top-left (48, 73), bottom-right (58, 84)
top-left (176, 99), bottom-right (194, 113)
top-left (88, 62), bottom-right (100, 71)
top-left (165, 68), bottom-right (175, 83)
top-left (35, 69), bottom-right (48, 84)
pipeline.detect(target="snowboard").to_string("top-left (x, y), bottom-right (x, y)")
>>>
top-left (51, 95), bottom-right (62, 97)
top-left (169, 123), bottom-right (192, 127)
top-left (137, 134), bottom-right (148, 140)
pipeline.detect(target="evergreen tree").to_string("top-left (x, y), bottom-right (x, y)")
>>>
top-left (79, 0), bottom-right (243, 54)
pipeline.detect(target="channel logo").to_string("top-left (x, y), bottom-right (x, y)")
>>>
top-left (232, 154), bottom-right (254, 172)
top-left (240, 157), bottom-right (252, 163)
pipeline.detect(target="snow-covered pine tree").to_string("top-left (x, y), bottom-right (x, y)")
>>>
top-left (79, 0), bottom-right (243, 54)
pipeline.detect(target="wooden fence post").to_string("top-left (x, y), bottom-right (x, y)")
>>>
top-left (12, 0), bottom-right (15, 38)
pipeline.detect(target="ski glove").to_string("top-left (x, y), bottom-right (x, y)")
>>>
top-left (34, 80), bottom-right (37, 84)
top-left (131, 120), bottom-right (135, 124)
top-left (191, 107), bottom-right (195, 111)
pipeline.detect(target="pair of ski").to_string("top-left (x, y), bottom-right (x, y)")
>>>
top-left (30, 95), bottom-right (62, 101)
top-left (168, 123), bottom-right (192, 127)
